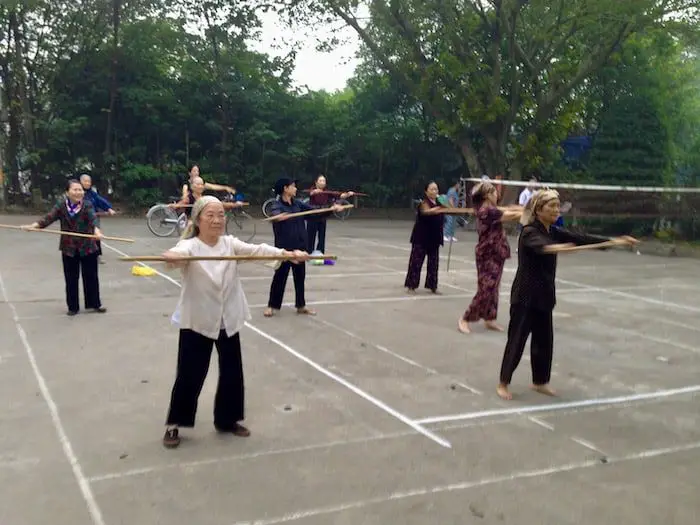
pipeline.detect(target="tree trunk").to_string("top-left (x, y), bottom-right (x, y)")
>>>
top-left (459, 138), bottom-right (482, 178)
top-left (104, 0), bottom-right (121, 170)
top-left (5, 11), bottom-right (22, 195)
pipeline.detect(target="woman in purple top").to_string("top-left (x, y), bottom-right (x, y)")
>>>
top-left (459, 181), bottom-right (522, 333)
top-left (405, 181), bottom-right (447, 294)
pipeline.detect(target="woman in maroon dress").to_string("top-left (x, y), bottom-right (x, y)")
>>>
top-left (458, 181), bottom-right (522, 333)
top-left (404, 181), bottom-right (447, 294)
top-left (306, 174), bottom-right (354, 254)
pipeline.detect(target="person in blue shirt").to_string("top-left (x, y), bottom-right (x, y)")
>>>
top-left (443, 181), bottom-right (460, 242)
top-left (263, 177), bottom-right (343, 318)
top-left (80, 174), bottom-right (116, 263)
top-left (554, 201), bottom-right (572, 228)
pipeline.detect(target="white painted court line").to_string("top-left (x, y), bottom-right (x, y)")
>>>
top-left (88, 429), bottom-right (418, 483)
top-left (0, 270), bottom-right (106, 525)
top-left (244, 324), bottom-right (451, 448)
top-left (357, 237), bottom-right (700, 314)
top-left (556, 278), bottom-right (700, 314)
top-left (311, 316), bottom-right (482, 395)
top-left (576, 319), bottom-right (700, 356)
top-left (240, 270), bottom-right (406, 282)
top-left (570, 437), bottom-right (607, 454)
top-left (88, 412), bottom-right (590, 484)
top-left (229, 441), bottom-right (700, 525)
top-left (524, 415), bottom-right (607, 455)
top-left (10, 286), bottom-right (630, 321)
top-left (415, 385), bottom-right (700, 425)
top-left (102, 242), bottom-right (451, 449)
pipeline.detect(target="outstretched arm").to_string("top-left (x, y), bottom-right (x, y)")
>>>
top-left (23, 202), bottom-right (62, 229)
top-left (204, 182), bottom-right (236, 194)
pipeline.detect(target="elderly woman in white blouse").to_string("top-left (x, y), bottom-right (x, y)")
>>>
top-left (161, 195), bottom-right (308, 448)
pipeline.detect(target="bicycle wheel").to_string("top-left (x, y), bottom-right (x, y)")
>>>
top-left (226, 210), bottom-right (257, 242)
top-left (146, 204), bottom-right (179, 237)
top-left (333, 198), bottom-right (352, 220)
top-left (262, 198), bottom-right (276, 218)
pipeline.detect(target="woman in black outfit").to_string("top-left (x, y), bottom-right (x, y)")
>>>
top-left (404, 181), bottom-right (446, 294)
top-left (497, 189), bottom-right (639, 400)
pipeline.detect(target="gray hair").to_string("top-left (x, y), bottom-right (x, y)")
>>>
top-left (180, 195), bottom-right (222, 239)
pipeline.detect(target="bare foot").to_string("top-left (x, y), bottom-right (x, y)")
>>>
top-left (406, 288), bottom-right (416, 294)
top-left (430, 289), bottom-right (442, 295)
top-left (263, 307), bottom-right (274, 317)
top-left (484, 321), bottom-right (504, 332)
top-left (296, 307), bottom-right (316, 316)
top-left (496, 384), bottom-right (512, 400)
top-left (457, 319), bottom-right (471, 334)
top-left (531, 384), bottom-right (557, 397)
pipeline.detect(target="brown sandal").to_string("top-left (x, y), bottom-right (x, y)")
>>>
top-left (296, 307), bottom-right (316, 316)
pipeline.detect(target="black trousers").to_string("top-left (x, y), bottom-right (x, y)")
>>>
top-left (61, 252), bottom-right (101, 313)
top-left (499, 304), bottom-right (554, 385)
top-left (306, 220), bottom-right (327, 253)
top-left (267, 261), bottom-right (306, 309)
top-left (166, 329), bottom-right (244, 429)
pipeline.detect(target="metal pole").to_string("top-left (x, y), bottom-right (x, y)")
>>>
top-left (446, 236), bottom-right (453, 272)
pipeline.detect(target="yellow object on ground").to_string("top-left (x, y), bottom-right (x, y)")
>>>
top-left (131, 265), bottom-right (157, 276)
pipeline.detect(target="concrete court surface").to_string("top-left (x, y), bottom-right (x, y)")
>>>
top-left (0, 213), bottom-right (699, 525)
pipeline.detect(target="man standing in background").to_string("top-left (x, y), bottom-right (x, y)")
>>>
top-left (80, 174), bottom-right (116, 264)
top-left (518, 176), bottom-right (538, 207)
top-left (443, 181), bottom-right (460, 242)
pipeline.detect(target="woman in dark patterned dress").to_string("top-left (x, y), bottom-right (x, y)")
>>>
top-left (404, 181), bottom-right (447, 294)
top-left (459, 181), bottom-right (522, 333)
top-left (22, 179), bottom-right (106, 316)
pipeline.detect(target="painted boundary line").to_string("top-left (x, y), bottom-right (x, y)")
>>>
top-left (102, 242), bottom-right (451, 449)
top-left (229, 440), bottom-right (700, 525)
top-left (355, 238), bottom-right (700, 314)
top-left (415, 385), bottom-right (700, 425)
top-left (310, 316), bottom-right (483, 395)
top-left (83, 383), bottom-right (683, 484)
top-left (0, 271), bottom-right (106, 525)
top-left (10, 284), bottom-right (676, 322)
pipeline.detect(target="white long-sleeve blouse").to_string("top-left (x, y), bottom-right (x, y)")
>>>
top-left (169, 235), bottom-right (284, 339)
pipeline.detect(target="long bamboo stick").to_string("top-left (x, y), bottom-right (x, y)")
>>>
top-left (118, 254), bottom-right (337, 262)
top-left (169, 202), bottom-right (250, 208)
top-left (262, 204), bottom-right (354, 222)
top-left (546, 239), bottom-right (634, 253)
top-left (0, 224), bottom-right (134, 243)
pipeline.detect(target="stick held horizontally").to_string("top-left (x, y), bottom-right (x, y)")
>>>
top-left (0, 223), bottom-right (134, 243)
top-left (118, 254), bottom-right (337, 262)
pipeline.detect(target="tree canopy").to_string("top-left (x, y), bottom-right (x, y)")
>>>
top-left (1, 0), bottom-right (700, 213)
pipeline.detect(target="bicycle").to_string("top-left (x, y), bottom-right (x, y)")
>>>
top-left (261, 189), bottom-right (351, 220)
top-left (146, 193), bottom-right (256, 242)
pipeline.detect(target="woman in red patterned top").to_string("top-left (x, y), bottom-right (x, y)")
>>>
top-left (306, 174), bottom-right (354, 254)
top-left (23, 179), bottom-right (106, 316)
top-left (458, 181), bottom-right (522, 333)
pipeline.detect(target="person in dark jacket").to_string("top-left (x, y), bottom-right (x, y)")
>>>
top-left (263, 177), bottom-right (343, 317)
top-left (80, 174), bottom-right (115, 263)
top-left (497, 189), bottom-right (639, 400)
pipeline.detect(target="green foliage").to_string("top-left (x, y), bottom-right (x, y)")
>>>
top-left (1, 0), bottom-right (700, 222)
top-left (281, 0), bottom-right (700, 179)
